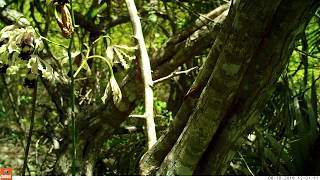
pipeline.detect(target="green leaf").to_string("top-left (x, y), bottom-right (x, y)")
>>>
top-left (113, 44), bottom-right (138, 51)
top-left (27, 56), bottom-right (39, 75)
top-left (0, 48), bottom-right (8, 64)
top-left (106, 46), bottom-right (114, 61)
top-left (6, 65), bottom-right (19, 75)
top-left (114, 47), bottom-right (129, 69)
top-left (110, 76), bottom-right (122, 104)
top-left (265, 134), bottom-right (283, 155)
top-left (148, 14), bottom-right (157, 23)
top-left (39, 59), bottom-right (60, 82)
top-left (90, 3), bottom-right (108, 18)
top-left (102, 76), bottom-right (122, 104)
top-left (0, 0), bottom-right (5, 8)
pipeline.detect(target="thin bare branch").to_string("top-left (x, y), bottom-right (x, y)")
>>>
top-left (129, 114), bottom-right (147, 119)
top-left (153, 67), bottom-right (198, 84)
top-left (125, 0), bottom-right (157, 149)
top-left (294, 48), bottom-right (320, 60)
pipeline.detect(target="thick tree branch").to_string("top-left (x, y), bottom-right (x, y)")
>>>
top-left (139, 6), bottom-right (230, 175)
top-left (151, 2), bottom-right (230, 67)
top-left (152, 0), bottom-right (320, 175)
top-left (157, 0), bottom-right (286, 175)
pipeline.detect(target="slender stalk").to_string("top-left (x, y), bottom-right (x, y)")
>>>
top-left (22, 78), bottom-right (38, 176)
top-left (86, 55), bottom-right (113, 73)
top-left (67, 0), bottom-right (77, 176)
top-left (294, 48), bottom-right (320, 60)
top-left (125, 0), bottom-right (157, 149)
top-left (153, 67), bottom-right (198, 84)
top-left (39, 35), bottom-right (68, 49)
top-left (238, 152), bottom-right (254, 176)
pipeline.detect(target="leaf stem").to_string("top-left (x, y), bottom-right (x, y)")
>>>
top-left (86, 55), bottom-right (114, 75)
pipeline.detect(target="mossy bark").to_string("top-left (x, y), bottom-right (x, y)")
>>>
top-left (140, 0), bottom-right (320, 176)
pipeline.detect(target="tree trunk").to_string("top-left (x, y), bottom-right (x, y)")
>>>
top-left (140, 0), bottom-right (319, 176)
top-left (51, 4), bottom-right (227, 175)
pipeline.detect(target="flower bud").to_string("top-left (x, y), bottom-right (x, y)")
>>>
top-left (55, 4), bottom-right (74, 38)
top-left (19, 32), bottom-right (35, 60)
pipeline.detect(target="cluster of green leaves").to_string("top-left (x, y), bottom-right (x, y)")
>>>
top-left (101, 132), bottom-right (145, 175)
top-left (0, 23), bottom-right (66, 83)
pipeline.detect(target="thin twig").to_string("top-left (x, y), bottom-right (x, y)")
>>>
top-left (125, 0), bottom-right (157, 149)
top-left (291, 75), bottom-right (320, 98)
top-left (22, 78), bottom-right (38, 176)
top-left (294, 48), bottom-right (320, 60)
top-left (174, 0), bottom-right (216, 22)
top-left (129, 114), bottom-right (147, 119)
top-left (153, 66), bottom-right (198, 84)
top-left (238, 151), bottom-right (255, 176)
top-left (39, 35), bottom-right (68, 49)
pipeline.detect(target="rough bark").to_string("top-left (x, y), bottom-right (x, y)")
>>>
top-left (139, 8), bottom-right (230, 175)
top-left (140, 0), bottom-right (320, 176)
top-left (195, 0), bottom-right (319, 175)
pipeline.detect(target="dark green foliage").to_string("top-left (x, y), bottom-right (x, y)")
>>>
top-left (0, 0), bottom-right (319, 176)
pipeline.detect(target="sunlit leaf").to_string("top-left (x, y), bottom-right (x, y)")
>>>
top-left (102, 75), bottom-right (122, 104)
top-left (27, 56), bottom-right (39, 75)
top-left (148, 14), bottom-right (157, 23)
top-left (0, 0), bottom-right (5, 8)
top-left (106, 46), bottom-right (114, 61)
top-left (6, 65), bottom-right (19, 75)
top-left (113, 44), bottom-right (138, 51)
top-left (114, 47), bottom-right (129, 69)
